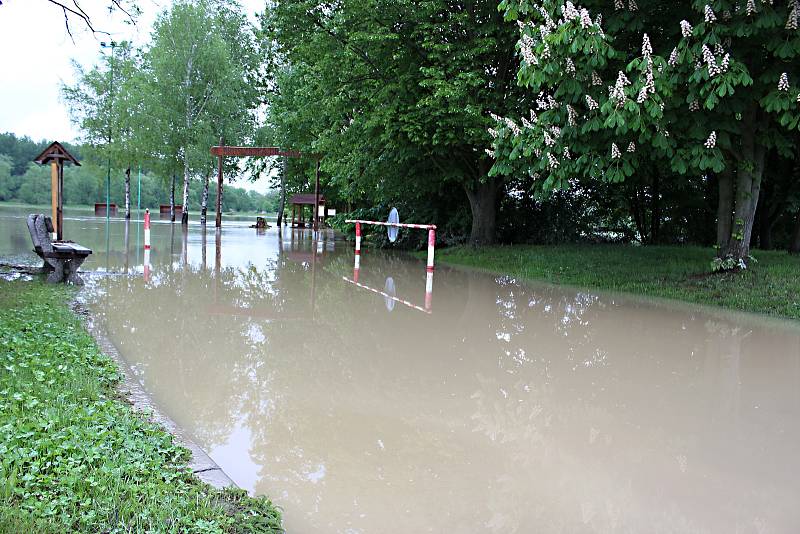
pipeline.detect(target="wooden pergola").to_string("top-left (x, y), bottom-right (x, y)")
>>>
top-left (210, 143), bottom-right (322, 229)
top-left (289, 193), bottom-right (327, 227)
top-left (33, 142), bottom-right (80, 241)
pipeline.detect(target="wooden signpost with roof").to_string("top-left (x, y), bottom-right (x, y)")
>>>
top-left (34, 142), bottom-right (80, 241)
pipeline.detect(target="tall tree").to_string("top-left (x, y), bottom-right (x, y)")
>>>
top-left (490, 0), bottom-right (799, 267)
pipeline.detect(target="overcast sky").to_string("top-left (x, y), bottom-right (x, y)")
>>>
top-left (0, 0), bottom-right (270, 192)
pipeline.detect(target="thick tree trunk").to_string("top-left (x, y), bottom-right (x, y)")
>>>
top-left (170, 174), bottom-right (176, 223)
top-left (726, 110), bottom-right (766, 264)
top-left (716, 168), bottom-right (734, 257)
top-left (789, 213), bottom-right (800, 255)
top-left (124, 165), bottom-right (131, 219)
top-left (464, 176), bottom-right (500, 246)
top-left (181, 151), bottom-right (190, 225)
top-left (200, 169), bottom-right (210, 225)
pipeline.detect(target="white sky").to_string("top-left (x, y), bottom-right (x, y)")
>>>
top-left (0, 0), bottom-right (271, 193)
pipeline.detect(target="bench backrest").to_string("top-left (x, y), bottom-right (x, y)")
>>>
top-left (27, 214), bottom-right (53, 254)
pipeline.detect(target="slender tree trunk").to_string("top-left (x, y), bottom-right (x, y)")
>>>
top-left (200, 169), bottom-right (210, 225)
top-left (170, 174), bottom-right (176, 223)
top-left (716, 168), bottom-right (734, 257)
top-left (651, 172), bottom-right (661, 244)
top-left (181, 149), bottom-right (190, 225)
top-left (628, 189), bottom-right (647, 244)
top-left (464, 176), bottom-right (501, 246)
top-left (790, 213), bottom-right (800, 255)
top-left (277, 155), bottom-right (287, 226)
top-left (124, 165), bottom-right (131, 219)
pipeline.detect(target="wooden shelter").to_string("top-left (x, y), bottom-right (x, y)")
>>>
top-left (289, 194), bottom-right (327, 227)
top-left (33, 142), bottom-right (80, 241)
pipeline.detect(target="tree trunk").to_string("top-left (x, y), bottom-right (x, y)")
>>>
top-left (716, 168), bottom-right (734, 257)
top-left (181, 150), bottom-right (190, 225)
top-left (726, 107), bottom-right (766, 264)
top-left (650, 171), bottom-right (661, 244)
top-left (170, 174), bottom-right (176, 223)
top-left (464, 176), bottom-right (500, 246)
top-left (124, 165), bottom-right (131, 219)
top-left (790, 213), bottom-right (800, 255)
top-left (277, 155), bottom-right (287, 226)
top-left (200, 169), bottom-right (210, 225)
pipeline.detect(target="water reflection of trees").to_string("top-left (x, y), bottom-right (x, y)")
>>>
top-left (86, 244), bottom-right (800, 533)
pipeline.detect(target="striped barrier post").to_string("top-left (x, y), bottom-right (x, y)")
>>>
top-left (355, 222), bottom-right (361, 256)
top-left (426, 228), bottom-right (435, 272)
top-left (353, 255), bottom-right (360, 282)
top-left (143, 247), bottom-right (150, 282)
top-left (144, 208), bottom-right (151, 250)
top-left (425, 271), bottom-right (433, 311)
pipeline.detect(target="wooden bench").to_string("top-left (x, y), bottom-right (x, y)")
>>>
top-left (26, 214), bottom-right (92, 285)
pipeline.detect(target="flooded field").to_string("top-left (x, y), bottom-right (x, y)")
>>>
top-left (2, 205), bottom-right (800, 532)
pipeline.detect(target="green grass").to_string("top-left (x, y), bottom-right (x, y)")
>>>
top-left (434, 244), bottom-right (800, 320)
top-left (0, 280), bottom-right (282, 533)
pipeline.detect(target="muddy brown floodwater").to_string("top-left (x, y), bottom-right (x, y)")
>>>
top-left (2, 206), bottom-right (800, 533)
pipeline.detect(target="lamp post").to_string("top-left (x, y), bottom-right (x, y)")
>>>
top-left (100, 40), bottom-right (116, 222)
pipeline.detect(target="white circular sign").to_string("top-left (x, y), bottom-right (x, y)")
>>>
top-left (387, 208), bottom-right (399, 243)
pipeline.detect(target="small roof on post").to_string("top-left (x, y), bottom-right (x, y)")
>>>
top-left (34, 142), bottom-right (81, 166)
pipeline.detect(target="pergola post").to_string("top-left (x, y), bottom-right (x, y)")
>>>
top-left (34, 142), bottom-right (79, 242)
top-left (50, 161), bottom-right (58, 239)
top-left (215, 136), bottom-right (224, 228)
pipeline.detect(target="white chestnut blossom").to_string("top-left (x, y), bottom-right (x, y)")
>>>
top-left (641, 33), bottom-right (652, 58)
top-left (563, 146), bottom-right (572, 159)
top-left (680, 20), bottom-right (693, 38)
top-left (627, 142), bottom-right (636, 153)
top-left (565, 57), bottom-right (576, 74)
top-left (778, 72), bottom-right (790, 91)
top-left (520, 34), bottom-right (537, 66)
top-left (504, 117), bottom-right (521, 136)
top-left (485, 149), bottom-right (495, 158)
top-left (609, 71), bottom-right (630, 106)
top-left (788, 0), bottom-right (798, 29)
top-left (591, 71), bottom-right (603, 86)
top-left (579, 8), bottom-right (593, 28)
top-left (488, 128), bottom-right (499, 139)
top-left (704, 131), bottom-right (717, 149)
top-left (746, 0), bottom-right (757, 16)
top-left (521, 116), bottom-right (534, 129)
top-left (611, 143), bottom-right (622, 159)
top-left (566, 105), bottom-right (577, 126)
top-left (585, 94), bottom-right (599, 110)
top-left (668, 47), bottom-right (679, 66)
top-left (628, 0), bottom-right (638, 11)
top-left (704, 5), bottom-right (717, 22)
top-left (702, 44), bottom-right (722, 76)
top-left (614, 0), bottom-right (624, 10)
top-left (689, 100), bottom-right (700, 111)
top-left (548, 152), bottom-right (560, 169)
top-left (544, 130), bottom-right (555, 146)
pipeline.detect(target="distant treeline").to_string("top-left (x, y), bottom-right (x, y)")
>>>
top-left (0, 133), bottom-right (279, 213)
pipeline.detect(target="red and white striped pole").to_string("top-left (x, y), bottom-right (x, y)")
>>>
top-left (144, 208), bottom-right (151, 250)
top-left (426, 227), bottom-right (435, 272)
top-left (354, 222), bottom-right (362, 274)
top-left (425, 271), bottom-right (433, 311)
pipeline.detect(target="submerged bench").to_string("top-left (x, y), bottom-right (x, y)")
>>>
top-left (27, 214), bottom-right (92, 285)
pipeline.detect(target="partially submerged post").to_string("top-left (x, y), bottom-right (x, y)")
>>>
top-left (33, 142), bottom-right (80, 241)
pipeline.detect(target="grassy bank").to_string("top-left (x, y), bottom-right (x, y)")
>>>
top-left (435, 244), bottom-right (800, 320)
top-left (0, 280), bottom-right (282, 532)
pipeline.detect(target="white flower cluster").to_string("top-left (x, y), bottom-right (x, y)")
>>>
top-left (627, 142), bottom-right (636, 153)
top-left (548, 152), bottom-right (560, 169)
top-left (689, 100), bottom-right (700, 111)
top-left (746, 0), bottom-right (757, 16)
top-left (628, 0), bottom-right (638, 11)
top-left (585, 94), bottom-right (599, 110)
top-left (778, 72), bottom-right (790, 91)
top-left (563, 146), bottom-right (572, 159)
top-left (591, 71), bottom-right (603, 86)
top-left (488, 128), bottom-right (499, 139)
top-left (668, 47), bottom-right (679, 66)
top-left (788, 0), bottom-right (798, 30)
top-left (561, 2), bottom-right (597, 30)
top-left (535, 92), bottom-right (559, 110)
top-left (701, 44), bottom-right (729, 77)
top-left (704, 5), bottom-right (716, 22)
top-left (485, 149), bottom-right (495, 158)
top-left (565, 57), bottom-right (576, 74)
top-left (611, 143), bottom-right (621, 159)
top-left (609, 71), bottom-right (630, 107)
top-left (544, 130), bottom-right (555, 146)
top-left (504, 117), bottom-right (521, 136)
top-left (637, 34), bottom-right (656, 103)
top-left (614, 0), bottom-right (624, 10)
top-left (520, 33), bottom-right (538, 66)
top-left (567, 105), bottom-right (577, 126)
top-left (704, 131), bottom-right (717, 149)
top-left (680, 20), bottom-right (693, 38)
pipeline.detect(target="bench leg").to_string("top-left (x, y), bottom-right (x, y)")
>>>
top-left (64, 256), bottom-right (88, 285)
top-left (41, 260), bottom-right (54, 273)
top-left (46, 260), bottom-right (65, 284)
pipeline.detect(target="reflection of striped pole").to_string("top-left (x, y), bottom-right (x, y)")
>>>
top-left (353, 254), bottom-right (360, 282)
top-left (355, 222), bottom-right (361, 256)
top-left (426, 228), bottom-right (435, 272)
top-left (425, 271), bottom-right (433, 311)
top-left (144, 208), bottom-right (151, 250)
top-left (143, 247), bottom-right (150, 283)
